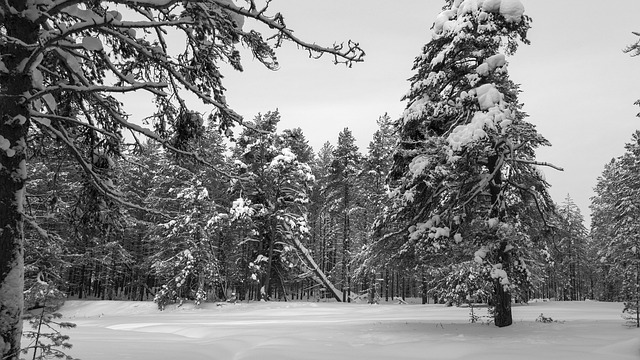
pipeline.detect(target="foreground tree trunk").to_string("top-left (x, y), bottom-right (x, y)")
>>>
top-left (488, 154), bottom-right (513, 328)
top-left (0, 2), bottom-right (37, 358)
top-left (494, 245), bottom-right (513, 327)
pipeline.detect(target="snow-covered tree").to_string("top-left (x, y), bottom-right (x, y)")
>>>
top-left (308, 142), bottom-right (339, 280)
top-left (352, 114), bottom-right (397, 301)
top-left (555, 195), bottom-right (591, 300)
top-left (230, 111), bottom-right (322, 300)
top-left (326, 128), bottom-right (362, 301)
top-left (380, 0), bottom-right (557, 327)
top-left (591, 131), bottom-right (640, 326)
top-left (0, 1), bottom-right (364, 357)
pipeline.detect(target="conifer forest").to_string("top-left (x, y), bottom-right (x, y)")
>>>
top-left (1, 0), bottom-right (640, 359)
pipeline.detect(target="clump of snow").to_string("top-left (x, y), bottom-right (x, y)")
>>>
top-left (474, 246), bottom-right (489, 263)
top-left (457, 0), bottom-right (479, 17)
top-left (490, 264), bottom-right (510, 285)
top-left (476, 83), bottom-right (503, 110)
top-left (402, 96), bottom-right (430, 123)
top-left (0, 135), bottom-right (11, 151)
top-left (270, 148), bottom-right (297, 168)
top-left (230, 197), bottom-right (254, 219)
top-left (408, 155), bottom-right (430, 178)
top-left (482, 0), bottom-right (502, 13)
top-left (499, 0), bottom-right (525, 22)
top-left (475, 54), bottom-right (506, 76)
top-left (480, 0), bottom-right (526, 22)
top-left (434, 10), bottom-right (456, 34)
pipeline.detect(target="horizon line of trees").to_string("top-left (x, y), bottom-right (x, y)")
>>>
top-left (24, 107), bottom-right (635, 310)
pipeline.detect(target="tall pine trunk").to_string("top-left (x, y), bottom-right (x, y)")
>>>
top-left (0, 2), bottom-right (37, 358)
top-left (494, 243), bottom-right (513, 327)
top-left (488, 153), bottom-right (512, 327)
top-left (262, 225), bottom-right (276, 301)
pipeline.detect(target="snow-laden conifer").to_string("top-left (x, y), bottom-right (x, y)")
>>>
top-left (377, 0), bottom-right (558, 327)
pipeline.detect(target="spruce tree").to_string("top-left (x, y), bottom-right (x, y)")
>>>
top-left (385, 0), bottom-right (557, 327)
top-left (327, 128), bottom-right (362, 302)
top-left (591, 131), bottom-right (640, 326)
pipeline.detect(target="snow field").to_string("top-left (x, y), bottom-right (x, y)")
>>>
top-left (46, 300), bottom-right (640, 360)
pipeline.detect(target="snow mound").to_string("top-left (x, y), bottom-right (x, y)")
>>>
top-left (499, 0), bottom-right (525, 22)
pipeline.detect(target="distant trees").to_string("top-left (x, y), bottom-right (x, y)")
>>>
top-left (591, 131), bottom-right (640, 327)
top-left (534, 195), bottom-right (593, 301)
top-left (229, 111), bottom-right (316, 300)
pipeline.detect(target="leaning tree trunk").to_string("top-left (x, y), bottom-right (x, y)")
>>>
top-left (0, 3), bottom-right (37, 359)
top-left (291, 238), bottom-right (343, 302)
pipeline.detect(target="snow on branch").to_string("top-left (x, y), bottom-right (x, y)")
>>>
top-left (214, 0), bottom-right (365, 66)
top-left (28, 82), bottom-right (169, 103)
top-left (625, 31), bottom-right (640, 57)
top-left (29, 111), bottom-right (120, 140)
top-left (32, 118), bottom-right (171, 217)
top-left (511, 158), bottom-right (564, 172)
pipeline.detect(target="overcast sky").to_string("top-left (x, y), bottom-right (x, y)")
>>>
top-left (210, 0), bottom-right (640, 226)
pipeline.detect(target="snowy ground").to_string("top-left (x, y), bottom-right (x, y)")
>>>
top-left (45, 300), bottom-right (639, 360)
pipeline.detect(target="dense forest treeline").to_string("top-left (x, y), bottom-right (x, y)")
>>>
top-left (23, 109), bottom-right (639, 319)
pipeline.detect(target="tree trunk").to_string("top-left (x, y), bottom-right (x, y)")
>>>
top-left (262, 224), bottom-right (276, 301)
top-left (487, 153), bottom-right (513, 327)
top-left (494, 243), bottom-right (513, 327)
top-left (0, 3), bottom-right (38, 358)
top-left (290, 237), bottom-right (343, 302)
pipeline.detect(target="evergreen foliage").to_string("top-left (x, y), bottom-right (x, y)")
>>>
top-left (374, 0), bottom-right (556, 326)
top-left (591, 131), bottom-right (640, 326)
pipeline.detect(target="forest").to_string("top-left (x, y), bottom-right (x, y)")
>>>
top-left (1, 0), bottom-right (640, 359)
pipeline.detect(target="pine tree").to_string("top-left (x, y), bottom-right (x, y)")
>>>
top-left (309, 142), bottom-right (339, 283)
top-left (538, 195), bottom-right (592, 301)
top-left (327, 128), bottom-right (362, 302)
top-left (383, 0), bottom-right (556, 327)
top-left (355, 114), bottom-right (396, 301)
top-left (591, 131), bottom-right (640, 326)
top-left (230, 111), bottom-right (319, 300)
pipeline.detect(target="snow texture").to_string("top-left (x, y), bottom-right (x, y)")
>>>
top-left (230, 197), bottom-right (254, 219)
top-left (54, 300), bottom-right (640, 360)
top-left (434, 0), bottom-right (525, 35)
top-left (81, 36), bottom-right (103, 51)
top-left (499, 0), bottom-right (525, 22)
top-left (408, 155), bottom-right (430, 178)
top-left (447, 83), bottom-right (513, 154)
top-left (0, 135), bottom-right (10, 152)
top-left (475, 54), bottom-right (506, 76)
top-left (475, 83), bottom-right (503, 110)
top-left (0, 253), bottom-right (24, 357)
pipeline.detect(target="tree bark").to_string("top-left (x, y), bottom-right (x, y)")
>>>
top-left (0, 2), bottom-right (37, 358)
top-left (488, 153), bottom-right (513, 327)
top-left (494, 244), bottom-right (513, 327)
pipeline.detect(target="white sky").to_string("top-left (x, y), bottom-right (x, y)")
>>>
top-left (217, 0), bottom-right (640, 226)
